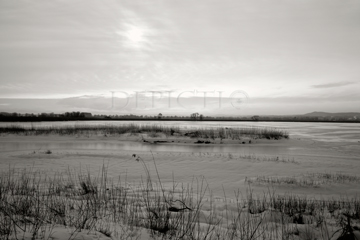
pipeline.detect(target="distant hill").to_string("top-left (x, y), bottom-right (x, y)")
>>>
top-left (302, 112), bottom-right (360, 118)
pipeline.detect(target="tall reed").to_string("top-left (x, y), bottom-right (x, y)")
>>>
top-left (1, 162), bottom-right (359, 239)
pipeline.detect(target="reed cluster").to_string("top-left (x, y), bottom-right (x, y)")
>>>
top-left (0, 124), bottom-right (289, 140)
top-left (246, 172), bottom-right (360, 187)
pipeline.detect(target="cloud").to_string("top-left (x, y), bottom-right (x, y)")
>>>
top-left (311, 81), bottom-right (356, 89)
top-left (1, 0), bottom-right (360, 111)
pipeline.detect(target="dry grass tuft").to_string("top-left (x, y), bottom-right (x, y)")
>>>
top-left (0, 159), bottom-right (359, 239)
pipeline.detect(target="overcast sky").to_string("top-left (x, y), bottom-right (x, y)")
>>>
top-left (0, 0), bottom-right (359, 115)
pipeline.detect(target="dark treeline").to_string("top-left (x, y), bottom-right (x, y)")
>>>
top-left (1, 111), bottom-right (360, 123)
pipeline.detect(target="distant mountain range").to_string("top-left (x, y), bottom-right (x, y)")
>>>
top-left (302, 111), bottom-right (360, 118)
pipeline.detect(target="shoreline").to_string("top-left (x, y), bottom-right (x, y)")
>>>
top-left (0, 133), bottom-right (298, 146)
top-left (1, 117), bottom-right (360, 123)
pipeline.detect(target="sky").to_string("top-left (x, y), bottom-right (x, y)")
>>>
top-left (0, 0), bottom-right (359, 115)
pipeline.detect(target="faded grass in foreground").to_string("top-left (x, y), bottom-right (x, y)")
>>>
top-left (0, 124), bottom-right (289, 140)
top-left (0, 159), bottom-right (359, 240)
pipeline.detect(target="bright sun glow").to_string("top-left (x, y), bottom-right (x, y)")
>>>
top-left (119, 25), bottom-right (148, 49)
top-left (126, 27), bottom-right (144, 43)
